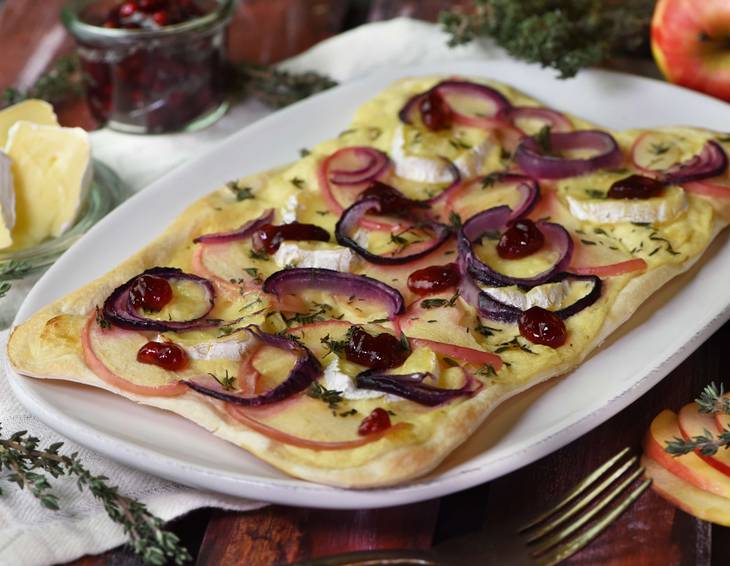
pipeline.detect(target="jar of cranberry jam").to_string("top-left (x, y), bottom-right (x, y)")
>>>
top-left (63, 0), bottom-right (234, 133)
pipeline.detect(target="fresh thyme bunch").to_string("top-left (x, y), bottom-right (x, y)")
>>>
top-left (231, 63), bottom-right (337, 108)
top-left (665, 383), bottom-right (730, 457)
top-left (1, 55), bottom-right (336, 112)
top-left (440, 0), bottom-right (655, 78)
top-left (0, 427), bottom-right (191, 564)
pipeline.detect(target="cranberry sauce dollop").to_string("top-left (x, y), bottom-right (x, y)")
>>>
top-left (252, 223), bottom-right (330, 254)
top-left (129, 275), bottom-right (174, 312)
top-left (496, 219), bottom-right (545, 260)
top-left (358, 408), bottom-right (392, 436)
top-left (345, 326), bottom-right (410, 370)
top-left (419, 89), bottom-right (453, 131)
top-left (101, 0), bottom-right (204, 29)
top-left (407, 262), bottom-right (461, 295)
top-left (518, 306), bottom-right (567, 348)
top-left (137, 341), bottom-right (189, 371)
top-left (607, 174), bottom-right (665, 199)
top-left (358, 182), bottom-right (427, 215)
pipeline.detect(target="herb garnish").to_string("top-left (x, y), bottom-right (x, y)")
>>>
top-left (585, 189), bottom-right (606, 199)
top-left (290, 177), bottom-right (306, 190)
top-left (495, 336), bottom-right (536, 354)
top-left (208, 370), bottom-right (236, 391)
top-left (307, 382), bottom-right (344, 410)
top-left (440, 1), bottom-right (654, 79)
top-left (226, 181), bottom-right (255, 201)
top-left (248, 249), bottom-right (270, 261)
top-left (95, 306), bottom-right (111, 329)
top-left (664, 383), bottom-right (730, 457)
top-left (534, 125), bottom-right (553, 154)
top-left (448, 211), bottom-right (463, 230)
top-left (420, 290), bottom-right (460, 310)
top-left (0, 427), bottom-right (191, 565)
top-left (284, 302), bottom-right (332, 326)
top-left (475, 323), bottom-right (501, 337)
top-left (243, 267), bottom-right (263, 284)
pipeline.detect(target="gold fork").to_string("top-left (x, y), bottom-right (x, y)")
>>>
top-left (295, 447), bottom-right (651, 566)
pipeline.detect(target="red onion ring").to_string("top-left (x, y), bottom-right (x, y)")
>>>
top-left (335, 186), bottom-right (452, 265)
top-left (328, 147), bottom-right (391, 186)
top-left (498, 106), bottom-right (573, 134)
top-left (102, 267), bottom-right (220, 332)
top-left (515, 130), bottom-right (623, 179)
top-left (184, 326), bottom-right (322, 407)
top-left (263, 267), bottom-right (405, 317)
top-left (661, 141), bottom-right (729, 185)
top-left (446, 172), bottom-right (540, 221)
top-left (193, 209), bottom-right (275, 245)
top-left (460, 272), bottom-right (602, 324)
top-left (355, 368), bottom-right (481, 406)
top-left (458, 206), bottom-right (574, 288)
top-left (399, 80), bottom-right (512, 129)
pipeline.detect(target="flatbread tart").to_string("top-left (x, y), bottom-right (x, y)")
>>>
top-left (8, 76), bottom-right (730, 488)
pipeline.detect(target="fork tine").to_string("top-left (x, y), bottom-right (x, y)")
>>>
top-left (537, 478), bottom-right (652, 566)
top-left (524, 455), bottom-right (638, 543)
top-left (530, 465), bottom-right (646, 557)
top-left (518, 447), bottom-right (631, 532)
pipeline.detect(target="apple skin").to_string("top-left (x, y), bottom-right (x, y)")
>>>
top-left (642, 455), bottom-right (730, 526)
top-left (651, 0), bottom-right (730, 102)
top-left (678, 402), bottom-right (730, 476)
top-left (644, 409), bottom-right (730, 497)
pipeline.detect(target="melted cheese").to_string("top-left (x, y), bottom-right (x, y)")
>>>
top-left (567, 186), bottom-right (688, 224)
top-left (273, 242), bottom-right (355, 271)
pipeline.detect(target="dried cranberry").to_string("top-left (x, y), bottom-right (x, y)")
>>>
top-left (251, 223), bottom-right (330, 254)
top-left (129, 275), bottom-right (173, 312)
top-left (358, 408), bottom-right (392, 436)
top-left (345, 327), bottom-right (410, 370)
top-left (518, 306), bottom-right (567, 348)
top-left (419, 89), bottom-right (452, 131)
top-left (607, 174), bottom-right (664, 199)
top-left (137, 341), bottom-right (189, 371)
top-left (152, 10), bottom-right (169, 25)
top-left (118, 1), bottom-right (138, 17)
top-left (407, 263), bottom-right (461, 295)
top-left (358, 182), bottom-right (425, 215)
top-left (497, 219), bottom-right (545, 259)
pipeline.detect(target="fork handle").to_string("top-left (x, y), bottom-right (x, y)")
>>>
top-left (294, 549), bottom-right (443, 565)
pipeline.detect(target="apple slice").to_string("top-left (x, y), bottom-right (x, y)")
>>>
top-left (644, 410), bottom-right (730, 498)
top-left (642, 455), bottom-right (730, 526)
top-left (678, 402), bottom-right (730, 476)
top-left (714, 394), bottom-right (730, 433)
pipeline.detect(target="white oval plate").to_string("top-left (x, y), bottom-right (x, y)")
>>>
top-left (7, 61), bottom-right (730, 509)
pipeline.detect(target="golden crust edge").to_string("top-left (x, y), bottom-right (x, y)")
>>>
top-left (7, 212), bottom-right (726, 488)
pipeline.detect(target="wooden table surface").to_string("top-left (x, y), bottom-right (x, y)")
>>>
top-left (2, 1), bottom-right (729, 564)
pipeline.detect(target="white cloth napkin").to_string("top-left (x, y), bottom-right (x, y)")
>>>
top-left (1, 17), bottom-right (505, 565)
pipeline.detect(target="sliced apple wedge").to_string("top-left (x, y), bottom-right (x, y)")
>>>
top-left (642, 455), bottom-right (730, 526)
top-left (644, 409), bottom-right (730, 498)
top-left (714, 394), bottom-right (730, 433)
top-left (678, 403), bottom-right (730, 476)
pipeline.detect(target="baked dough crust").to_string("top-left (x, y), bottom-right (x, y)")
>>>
top-left (7, 76), bottom-right (730, 488)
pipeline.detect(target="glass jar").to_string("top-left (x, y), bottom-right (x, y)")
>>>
top-left (63, 0), bottom-right (235, 134)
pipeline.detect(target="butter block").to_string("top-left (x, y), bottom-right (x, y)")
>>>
top-left (5, 121), bottom-right (91, 248)
top-left (0, 100), bottom-right (58, 147)
top-left (0, 151), bottom-right (15, 249)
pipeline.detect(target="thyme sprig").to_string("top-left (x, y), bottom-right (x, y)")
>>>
top-left (0, 428), bottom-right (190, 564)
top-left (0, 260), bottom-right (34, 299)
top-left (440, 0), bottom-right (654, 79)
top-left (232, 63), bottom-right (337, 109)
top-left (2, 56), bottom-right (336, 113)
top-left (1, 55), bottom-right (82, 107)
top-left (665, 382), bottom-right (730, 457)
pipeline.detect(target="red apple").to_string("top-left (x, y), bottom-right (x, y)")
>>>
top-left (678, 402), bottom-right (730, 476)
top-left (651, 0), bottom-right (730, 102)
top-left (644, 409), bottom-right (730, 497)
top-left (642, 455), bottom-right (730, 526)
